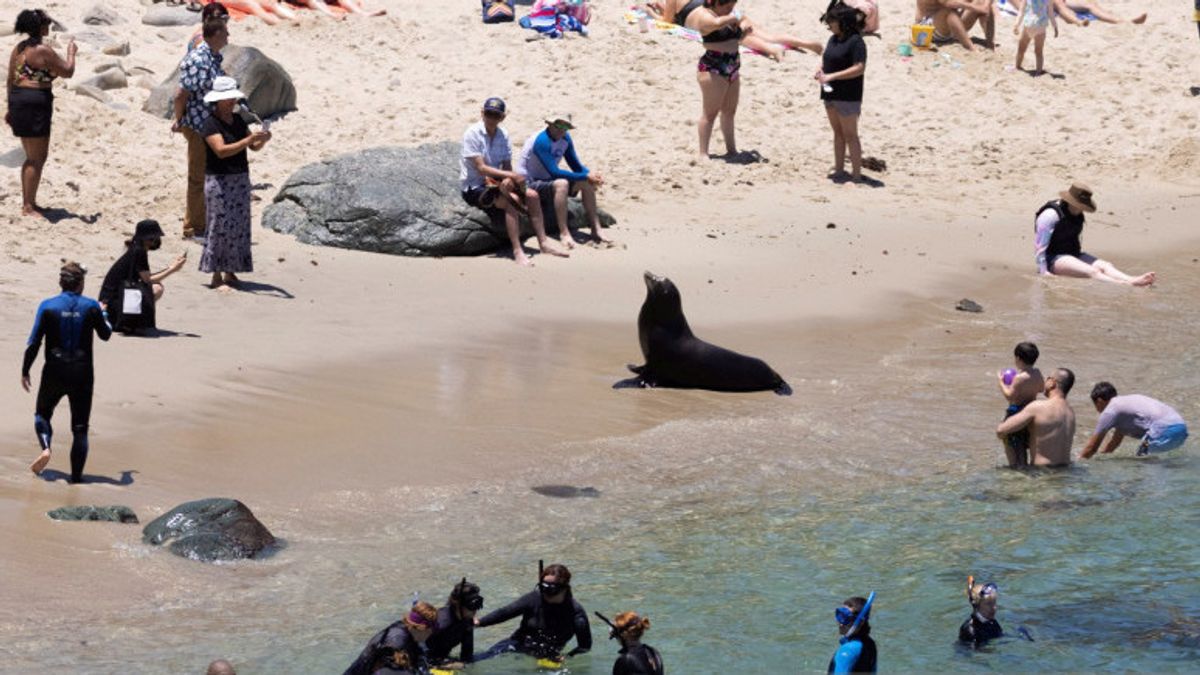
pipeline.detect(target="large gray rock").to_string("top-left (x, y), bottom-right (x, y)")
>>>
top-left (48, 505), bottom-right (139, 523)
top-left (262, 142), bottom-right (616, 257)
top-left (143, 44), bottom-right (296, 121)
top-left (74, 84), bottom-right (112, 104)
top-left (142, 5), bottom-right (202, 27)
top-left (83, 69), bottom-right (128, 91)
top-left (83, 5), bottom-right (124, 26)
top-left (142, 498), bottom-right (277, 563)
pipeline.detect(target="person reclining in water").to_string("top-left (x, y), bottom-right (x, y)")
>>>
top-left (474, 563), bottom-right (591, 662)
top-left (644, 0), bottom-right (826, 59)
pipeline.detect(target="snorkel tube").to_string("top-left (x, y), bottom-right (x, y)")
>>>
top-left (841, 591), bottom-right (876, 644)
top-left (594, 611), bottom-right (619, 640)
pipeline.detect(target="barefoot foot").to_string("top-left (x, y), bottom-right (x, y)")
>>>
top-left (539, 243), bottom-right (570, 258)
top-left (1131, 13), bottom-right (1146, 24)
top-left (30, 449), bottom-right (51, 475)
top-left (1132, 272), bottom-right (1156, 287)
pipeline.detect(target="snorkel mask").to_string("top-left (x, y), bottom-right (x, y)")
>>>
top-left (453, 577), bottom-right (485, 612)
top-left (967, 576), bottom-right (999, 618)
top-left (835, 591), bottom-right (876, 643)
top-left (536, 560), bottom-right (568, 597)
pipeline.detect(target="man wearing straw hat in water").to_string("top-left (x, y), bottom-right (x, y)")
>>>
top-left (1033, 182), bottom-right (1155, 286)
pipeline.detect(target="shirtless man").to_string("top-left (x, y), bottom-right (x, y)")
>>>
top-left (997, 342), bottom-right (1044, 467)
top-left (996, 368), bottom-right (1076, 468)
top-left (915, 0), bottom-right (994, 51)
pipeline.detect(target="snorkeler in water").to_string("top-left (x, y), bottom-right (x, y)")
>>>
top-left (958, 577), bottom-right (1004, 647)
top-left (829, 592), bottom-right (877, 673)
top-left (474, 562), bottom-right (591, 662)
top-left (595, 610), bottom-right (664, 675)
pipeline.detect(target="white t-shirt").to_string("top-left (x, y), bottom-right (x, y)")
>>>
top-left (460, 121), bottom-right (511, 192)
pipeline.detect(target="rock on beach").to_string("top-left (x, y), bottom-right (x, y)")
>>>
top-left (143, 44), bottom-right (297, 121)
top-left (47, 505), bottom-right (139, 523)
top-left (142, 498), bottom-right (277, 563)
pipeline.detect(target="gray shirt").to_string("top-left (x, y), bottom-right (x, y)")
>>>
top-left (1095, 395), bottom-right (1186, 439)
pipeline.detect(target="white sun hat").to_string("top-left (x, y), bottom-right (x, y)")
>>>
top-left (203, 76), bottom-right (245, 104)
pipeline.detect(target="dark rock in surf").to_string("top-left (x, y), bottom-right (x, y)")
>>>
top-left (48, 505), bottom-right (139, 524)
top-left (532, 485), bottom-right (602, 499)
top-left (955, 298), bottom-right (984, 313)
top-left (143, 44), bottom-right (296, 121)
top-left (261, 142), bottom-right (616, 257)
top-left (142, 498), bottom-right (277, 562)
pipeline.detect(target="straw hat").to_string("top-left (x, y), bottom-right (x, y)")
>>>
top-left (544, 114), bottom-right (575, 130)
top-left (1059, 182), bottom-right (1096, 213)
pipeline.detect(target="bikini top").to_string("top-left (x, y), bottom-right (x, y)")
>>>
top-left (702, 21), bottom-right (744, 43)
top-left (14, 49), bottom-right (55, 85)
top-left (675, 0), bottom-right (703, 26)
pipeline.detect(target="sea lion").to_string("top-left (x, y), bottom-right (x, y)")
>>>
top-left (614, 272), bottom-right (792, 395)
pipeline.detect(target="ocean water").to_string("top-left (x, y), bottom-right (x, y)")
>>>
top-left (5, 256), bottom-right (1198, 673)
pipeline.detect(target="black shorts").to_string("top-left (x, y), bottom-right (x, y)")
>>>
top-left (7, 87), bottom-right (53, 138)
top-left (462, 186), bottom-right (505, 222)
top-left (527, 178), bottom-right (581, 198)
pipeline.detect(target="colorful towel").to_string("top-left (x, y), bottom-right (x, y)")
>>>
top-left (520, 6), bottom-right (587, 37)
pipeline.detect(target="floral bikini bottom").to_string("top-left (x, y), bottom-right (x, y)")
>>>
top-left (698, 50), bottom-right (740, 81)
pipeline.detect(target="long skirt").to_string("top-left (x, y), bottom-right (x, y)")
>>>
top-left (199, 172), bottom-right (253, 274)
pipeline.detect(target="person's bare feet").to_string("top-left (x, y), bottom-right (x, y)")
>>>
top-left (1132, 272), bottom-right (1156, 287)
top-left (1131, 13), bottom-right (1146, 24)
top-left (513, 250), bottom-right (534, 267)
top-left (30, 449), bottom-right (51, 475)
top-left (590, 229), bottom-right (612, 244)
top-left (207, 273), bottom-right (225, 289)
top-left (558, 232), bottom-right (576, 250)
top-left (224, 273), bottom-right (241, 288)
top-left (539, 242), bottom-right (569, 258)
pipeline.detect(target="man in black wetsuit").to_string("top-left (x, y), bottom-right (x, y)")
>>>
top-left (475, 563), bottom-right (591, 662)
top-left (426, 578), bottom-right (483, 667)
top-left (958, 578), bottom-right (1004, 647)
top-left (22, 262), bottom-right (112, 483)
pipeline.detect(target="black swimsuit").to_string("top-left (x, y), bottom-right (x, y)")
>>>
top-left (697, 14), bottom-right (744, 80)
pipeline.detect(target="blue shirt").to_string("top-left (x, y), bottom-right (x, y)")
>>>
top-left (518, 129), bottom-right (589, 182)
top-left (178, 42), bottom-right (225, 131)
top-left (23, 292), bottom-right (112, 376)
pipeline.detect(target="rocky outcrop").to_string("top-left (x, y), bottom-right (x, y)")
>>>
top-left (143, 44), bottom-right (296, 121)
top-left (48, 505), bottom-right (139, 523)
top-left (142, 498), bottom-right (277, 563)
top-left (262, 142), bottom-right (615, 257)
top-left (142, 5), bottom-right (202, 27)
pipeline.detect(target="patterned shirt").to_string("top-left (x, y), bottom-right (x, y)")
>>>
top-left (178, 43), bottom-right (224, 131)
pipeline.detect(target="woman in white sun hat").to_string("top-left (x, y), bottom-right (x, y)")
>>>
top-left (199, 75), bottom-right (271, 290)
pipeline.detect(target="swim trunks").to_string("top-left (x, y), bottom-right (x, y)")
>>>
top-left (698, 50), bottom-right (740, 80)
top-left (1137, 424), bottom-right (1189, 456)
top-left (1003, 403), bottom-right (1030, 459)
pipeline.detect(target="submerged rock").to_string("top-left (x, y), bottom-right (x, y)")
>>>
top-left (262, 142), bottom-right (615, 257)
top-left (142, 498), bottom-right (277, 562)
top-left (532, 485), bottom-right (602, 499)
top-left (48, 505), bottom-right (139, 523)
top-left (143, 44), bottom-right (296, 122)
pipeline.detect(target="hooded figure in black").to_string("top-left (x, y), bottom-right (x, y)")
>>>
top-left (475, 563), bottom-right (592, 661)
top-left (958, 578), bottom-right (1004, 647)
top-left (425, 578), bottom-right (482, 665)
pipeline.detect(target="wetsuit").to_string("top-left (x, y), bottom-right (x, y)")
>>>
top-left (613, 643), bottom-right (664, 675)
top-left (343, 622), bottom-right (430, 675)
top-left (23, 292), bottom-right (112, 483)
top-left (958, 613), bottom-right (1004, 646)
top-left (828, 634), bottom-right (877, 673)
top-left (425, 605), bottom-right (474, 664)
top-left (475, 590), bottom-right (592, 660)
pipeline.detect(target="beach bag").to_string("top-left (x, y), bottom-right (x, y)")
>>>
top-left (482, 0), bottom-right (515, 23)
top-left (110, 254), bottom-right (156, 333)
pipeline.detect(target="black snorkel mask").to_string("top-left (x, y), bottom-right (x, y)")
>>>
top-left (536, 559), bottom-right (568, 597)
top-left (453, 577), bottom-right (484, 612)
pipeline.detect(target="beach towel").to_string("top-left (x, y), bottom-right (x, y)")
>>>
top-left (996, 0), bottom-right (1096, 21)
top-left (482, 0), bottom-right (515, 23)
top-left (531, 0), bottom-right (591, 25)
top-left (519, 6), bottom-right (586, 37)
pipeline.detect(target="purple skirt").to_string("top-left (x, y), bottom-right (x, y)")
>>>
top-left (200, 172), bottom-right (253, 274)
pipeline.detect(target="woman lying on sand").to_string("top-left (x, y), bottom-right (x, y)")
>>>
top-left (210, 0), bottom-right (383, 24)
top-left (644, 0), bottom-right (824, 59)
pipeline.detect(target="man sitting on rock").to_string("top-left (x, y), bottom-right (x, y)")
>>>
top-left (517, 114), bottom-right (611, 247)
top-left (460, 97), bottom-right (567, 267)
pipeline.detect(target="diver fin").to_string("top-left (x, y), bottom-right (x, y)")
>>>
top-left (774, 380), bottom-right (793, 396)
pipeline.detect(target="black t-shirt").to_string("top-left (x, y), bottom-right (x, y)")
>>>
top-left (821, 32), bottom-right (867, 102)
top-left (201, 114), bottom-right (251, 175)
top-left (98, 246), bottom-right (150, 306)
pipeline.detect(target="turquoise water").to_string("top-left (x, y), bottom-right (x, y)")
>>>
top-left (7, 256), bottom-right (1198, 673)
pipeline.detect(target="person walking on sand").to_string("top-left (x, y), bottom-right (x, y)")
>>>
top-left (1033, 183), bottom-right (1155, 286)
top-left (6, 9), bottom-right (75, 217)
top-left (1080, 382), bottom-right (1189, 458)
top-left (517, 115), bottom-right (611, 247)
top-left (996, 341), bottom-right (1044, 468)
top-left (200, 76), bottom-right (270, 291)
top-left (996, 367), bottom-right (1076, 468)
top-left (1011, 0), bottom-right (1088, 74)
top-left (22, 263), bottom-right (112, 483)
top-left (817, 2), bottom-right (869, 183)
top-left (460, 97), bottom-right (567, 267)
top-left (172, 17), bottom-right (228, 240)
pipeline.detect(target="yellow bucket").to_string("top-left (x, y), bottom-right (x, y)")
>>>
top-left (910, 24), bottom-right (934, 49)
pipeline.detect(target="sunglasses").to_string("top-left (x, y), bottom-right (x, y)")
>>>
top-left (483, 110), bottom-right (505, 119)
top-left (717, 0), bottom-right (738, 5)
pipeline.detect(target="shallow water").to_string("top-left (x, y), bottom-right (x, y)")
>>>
top-left (3, 254), bottom-right (1199, 673)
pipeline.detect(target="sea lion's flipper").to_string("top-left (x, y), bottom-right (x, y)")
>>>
top-left (613, 377), bottom-right (646, 389)
top-left (774, 380), bottom-right (793, 396)
top-left (626, 363), bottom-right (645, 374)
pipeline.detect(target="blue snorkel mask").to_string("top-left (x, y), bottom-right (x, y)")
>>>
top-left (836, 591), bottom-right (876, 643)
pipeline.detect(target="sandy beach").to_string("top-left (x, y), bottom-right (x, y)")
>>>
top-left (1, 0), bottom-right (1198, 671)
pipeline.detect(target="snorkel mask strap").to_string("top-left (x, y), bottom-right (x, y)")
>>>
top-left (843, 591), bottom-right (876, 641)
top-left (594, 611), bottom-right (620, 640)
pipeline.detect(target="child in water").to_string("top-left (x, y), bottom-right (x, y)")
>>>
top-left (959, 577), bottom-right (1004, 646)
top-left (829, 594), bottom-right (877, 673)
top-left (997, 342), bottom-right (1044, 468)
